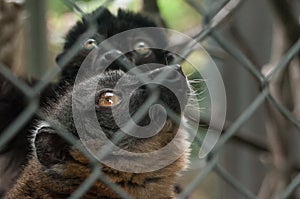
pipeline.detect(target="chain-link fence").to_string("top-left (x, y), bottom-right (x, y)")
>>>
top-left (0, 0), bottom-right (300, 198)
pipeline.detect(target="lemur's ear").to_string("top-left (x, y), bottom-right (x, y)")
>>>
top-left (34, 127), bottom-right (70, 168)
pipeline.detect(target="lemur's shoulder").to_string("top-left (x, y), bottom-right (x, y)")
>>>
top-left (4, 145), bottom-right (186, 198)
top-left (4, 158), bottom-right (46, 199)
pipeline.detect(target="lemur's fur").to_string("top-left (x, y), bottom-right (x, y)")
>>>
top-left (4, 68), bottom-right (190, 198)
top-left (1, 6), bottom-right (190, 198)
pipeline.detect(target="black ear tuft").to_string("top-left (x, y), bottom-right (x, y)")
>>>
top-left (34, 127), bottom-right (70, 168)
top-left (90, 6), bottom-right (114, 22)
top-left (117, 8), bottom-right (157, 27)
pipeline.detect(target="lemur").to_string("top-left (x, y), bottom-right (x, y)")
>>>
top-left (4, 63), bottom-right (190, 198)
top-left (1, 6), bottom-right (190, 198)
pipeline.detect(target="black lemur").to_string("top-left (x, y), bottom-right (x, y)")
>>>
top-left (4, 62), bottom-right (190, 198)
top-left (0, 6), bottom-right (189, 198)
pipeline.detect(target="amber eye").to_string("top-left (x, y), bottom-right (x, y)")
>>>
top-left (134, 41), bottom-right (151, 56)
top-left (83, 39), bottom-right (98, 50)
top-left (97, 91), bottom-right (121, 107)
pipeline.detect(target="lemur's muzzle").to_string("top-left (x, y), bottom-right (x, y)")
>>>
top-left (98, 49), bottom-right (136, 71)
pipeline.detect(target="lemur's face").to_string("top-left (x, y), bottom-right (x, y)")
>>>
top-left (35, 59), bottom-right (189, 171)
top-left (74, 64), bottom-right (188, 142)
top-left (57, 7), bottom-right (172, 81)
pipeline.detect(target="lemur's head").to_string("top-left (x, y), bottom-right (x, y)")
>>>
top-left (34, 62), bottom-right (189, 168)
top-left (56, 6), bottom-right (173, 83)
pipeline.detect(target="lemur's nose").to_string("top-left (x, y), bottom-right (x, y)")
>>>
top-left (146, 64), bottom-right (186, 84)
top-left (99, 49), bottom-right (135, 71)
top-left (139, 64), bottom-right (188, 115)
top-left (103, 50), bottom-right (122, 61)
top-left (173, 64), bottom-right (184, 75)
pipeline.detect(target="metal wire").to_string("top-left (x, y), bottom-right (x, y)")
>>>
top-left (0, 0), bottom-right (300, 198)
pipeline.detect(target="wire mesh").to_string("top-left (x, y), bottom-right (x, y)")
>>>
top-left (0, 0), bottom-right (299, 198)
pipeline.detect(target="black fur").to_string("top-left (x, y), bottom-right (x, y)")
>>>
top-left (57, 7), bottom-right (170, 84)
top-left (0, 6), bottom-right (179, 197)
top-left (34, 64), bottom-right (188, 162)
top-left (0, 75), bottom-right (31, 196)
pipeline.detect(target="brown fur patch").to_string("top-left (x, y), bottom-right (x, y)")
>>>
top-left (4, 122), bottom-right (189, 199)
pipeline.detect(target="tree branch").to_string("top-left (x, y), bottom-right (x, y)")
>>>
top-left (269, 0), bottom-right (300, 45)
top-left (0, 1), bottom-right (26, 76)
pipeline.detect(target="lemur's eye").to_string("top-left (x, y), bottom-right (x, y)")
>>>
top-left (98, 91), bottom-right (121, 107)
top-left (134, 41), bottom-right (151, 56)
top-left (83, 39), bottom-right (98, 50)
